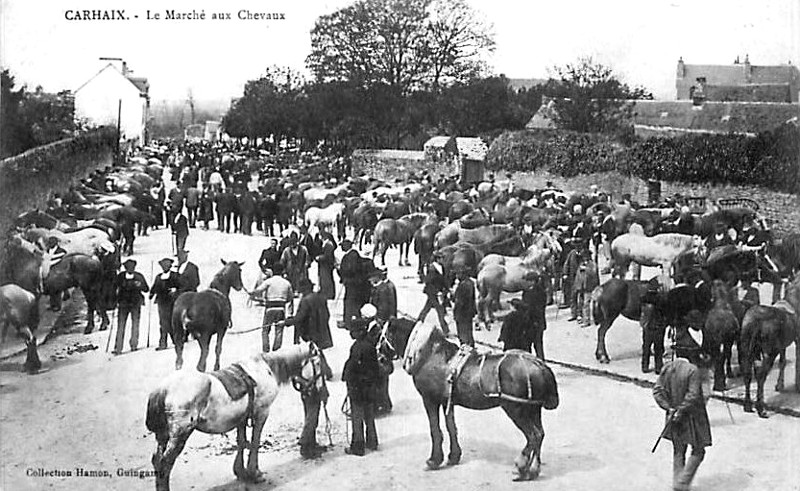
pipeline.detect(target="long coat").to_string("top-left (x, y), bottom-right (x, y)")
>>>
top-left (342, 334), bottom-right (380, 404)
top-left (316, 239), bottom-right (336, 300)
top-left (177, 262), bottom-right (200, 293)
top-left (281, 246), bottom-right (309, 291)
top-left (498, 308), bottom-right (534, 351)
top-left (292, 291), bottom-right (333, 350)
top-left (340, 249), bottom-right (371, 304)
top-left (452, 277), bottom-right (477, 321)
top-left (652, 358), bottom-right (712, 448)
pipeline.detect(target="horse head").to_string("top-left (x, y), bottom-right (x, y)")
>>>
top-left (292, 342), bottom-right (327, 395)
top-left (218, 259), bottom-right (246, 292)
top-left (710, 279), bottom-right (732, 307)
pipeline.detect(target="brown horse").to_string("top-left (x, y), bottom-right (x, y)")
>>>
top-left (401, 322), bottom-right (559, 480)
top-left (373, 213), bottom-right (432, 267)
top-left (704, 280), bottom-right (740, 391)
top-left (739, 275), bottom-right (800, 418)
top-left (171, 260), bottom-right (244, 372)
top-left (146, 343), bottom-right (323, 491)
top-left (0, 284), bottom-right (41, 373)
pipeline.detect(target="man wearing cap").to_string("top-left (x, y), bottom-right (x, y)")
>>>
top-left (342, 312), bottom-right (380, 456)
top-left (340, 239), bottom-right (372, 327)
top-left (149, 257), bottom-right (181, 350)
top-left (286, 278), bottom-right (333, 378)
top-left (114, 259), bottom-right (149, 354)
top-left (250, 262), bottom-right (294, 352)
top-left (652, 334), bottom-right (713, 491)
top-left (176, 249), bottom-right (200, 293)
top-left (452, 269), bottom-right (477, 347)
top-left (640, 278), bottom-right (667, 374)
top-left (369, 267), bottom-right (396, 325)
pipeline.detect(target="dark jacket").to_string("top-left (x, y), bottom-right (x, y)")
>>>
top-left (150, 271), bottom-right (181, 304)
top-left (423, 263), bottom-right (448, 296)
top-left (340, 249), bottom-right (371, 301)
top-left (498, 308), bottom-right (533, 351)
top-left (653, 358), bottom-right (712, 448)
top-left (177, 262), bottom-right (200, 292)
top-left (522, 282), bottom-right (547, 330)
top-left (239, 192), bottom-right (256, 215)
top-left (216, 191), bottom-right (237, 214)
top-left (259, 247), bottom-right (281, 271)
top-left (452, 277), bottom-right (477, 321)
top-left (370, 279), bottom-right (397, 321)
top-left (562, 249), bottom-right (580, 280)
top-left (172, 214), bottom-right (189, 237)
top-left (115, 271), bottom-right (149, 307)
top-left (342, 333), bottom-right (380, 403)
top-left (185, 187), bottom-right (201, 208)
top-left (290, 291), bottom-right (333, 350)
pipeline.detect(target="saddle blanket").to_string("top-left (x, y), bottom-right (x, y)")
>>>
top-left (210, 363), bottom-right (257, 401)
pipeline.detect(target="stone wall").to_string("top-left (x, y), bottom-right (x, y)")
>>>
top-left (351, 150), bottom-right (458, 183)
top-left (506, 168), bottom-right (800, 237)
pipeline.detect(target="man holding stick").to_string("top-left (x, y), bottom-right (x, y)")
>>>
top-left (652, 331), bottom-right (714, 491)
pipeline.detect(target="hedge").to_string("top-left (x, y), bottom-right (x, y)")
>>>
top-left (0, 127), bottom-right (118, 240)
top-left (486, 124), bottom-right (800, 193)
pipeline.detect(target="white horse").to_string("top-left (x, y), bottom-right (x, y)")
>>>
top-left (610, 231), bottom-right (700, 287)
top-left (305, 202), bottom-right (345, 236)
top-left (146, 343), bottom-right (325, 491)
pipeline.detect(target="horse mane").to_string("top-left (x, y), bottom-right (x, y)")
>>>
top-left (773, 233), bottom-right (800, 270)
top-left (260, 345), bottom-right (308, 384)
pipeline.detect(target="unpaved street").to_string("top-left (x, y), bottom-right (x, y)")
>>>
top-left (1, 227), bottom-right (798, 491)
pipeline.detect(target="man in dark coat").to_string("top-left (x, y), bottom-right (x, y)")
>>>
top-left (113, 259), bottom-right (149, 355)
top-left (340, 239), bottom-right (372, 327)
top-left (176, 249), bottom-right (200, 293)
top-left (315, 231), bottom-right (336, 300)
top-left (452, 269), bottom-right (477, 347)
top-left (239, 190), bottom-right (256, 235)
top-left (259, 194), bottom-right (278, 236)
top-left (640, 278), bottom-right (667, 374)
top-left (281, 233), bottom-right (310, 293)
top-left (342, 316), bottom-right (380, 456)
top-left (185, 185), bottom-right (201, 227)
top-left (258, 238), bottom-right (281, 272)
top-left (521, 276), bottom-right (548, 359)
top-left (199, 189), bottom-right (215, 230)
top-left (215, 189), bottom-right (236, 233)
top-left (172, 212), bottom-right (189, 255)
top-left (287, 278), bottom-right (333, 379)
top-left (653, 336), bottom-right (713, 491)
top-left (562, 245), bottom-right (581, 315)
top-left (369, 267), bottom-right (396, 323)
top-left (149, 257), bottom-right (181, 350)
top-left (498, 298), bottom-right (533, 352)
top-left (416, 256), bottom-right (450, 334)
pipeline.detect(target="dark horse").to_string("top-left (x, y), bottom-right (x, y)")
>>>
top-left (0, 284), bottom-right (41, 373)
top-left (592, 277), bottom-right (711, 363)
top-left (171, 260), bottom-right (244, 371)
top-left (739, 275), bottom-right (800, 418)
top-left (703, 280), bottom-right (740, 391)
top-left (401, 322), bottom-right (559, 481)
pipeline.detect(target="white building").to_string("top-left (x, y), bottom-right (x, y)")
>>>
top-left (74, 61), bottom-right (150, 145)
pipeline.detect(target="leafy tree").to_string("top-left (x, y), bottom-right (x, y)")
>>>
top-left (545, 57), bottom-right (652, 134)
top-left (306, 0), bottom-right (494, 93)
top-left (1, 69), bottom-right (34, 157)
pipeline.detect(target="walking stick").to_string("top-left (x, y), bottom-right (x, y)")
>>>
top-left (146, 260), bottom-right (154, 348)
top-left (105, 308), bottom-right (115, 353)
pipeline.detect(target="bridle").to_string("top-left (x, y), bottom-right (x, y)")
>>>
top-left (291, 342), bottom-right (326, 396)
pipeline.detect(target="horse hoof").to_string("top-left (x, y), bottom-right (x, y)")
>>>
top-left (775, 384), bottom-right (784, 392)
top-left (743, 403), bottom-right (754, 413)
top-left (758, 410), bottom-right (769, 419)
top-left (84, 328), bottom-right (94, 335)
top-left (447, 454), bottom-right (461, 466)
top-left (425, 459), bottom-right (442, 470)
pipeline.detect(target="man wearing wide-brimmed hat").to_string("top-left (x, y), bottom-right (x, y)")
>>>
top-left (652, 330), bottom-right (713, 491)
top-left (113, 258), bottom-right (149, 355)
top-left (149, 257), bottom-right (181, 350)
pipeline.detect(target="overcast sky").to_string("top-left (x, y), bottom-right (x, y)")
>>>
top-left (1, 0), bottom-right (797, 103)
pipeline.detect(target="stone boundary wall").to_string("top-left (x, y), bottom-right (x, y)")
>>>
top-left (505, 168), bottom-right (800, 237)
top-left (0, 128), bottom-right (117, 253)
top-left (351, 150), bottom-right (458, 183)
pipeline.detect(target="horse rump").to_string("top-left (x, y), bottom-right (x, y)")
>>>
top-left (499, 351), bottom-right (560, 410)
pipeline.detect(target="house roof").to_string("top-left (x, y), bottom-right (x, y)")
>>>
top-left (455, 137), bottom-right (488, 161)
top-left (352, 149), bottom-right (425, 161)
top-left (524, 97), bottom-right (800, 135)
top-left (423, 136), bottom-right (453, 149)
top-left (75, 63), bottom-right (149, 96)
top-left (682, 63), bottom-right (800, 86)
top-left (630, 100), bottom-right (800, 135)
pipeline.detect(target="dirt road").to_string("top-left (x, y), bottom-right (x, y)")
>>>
top-left (1, 227), bottom-right (798, 491)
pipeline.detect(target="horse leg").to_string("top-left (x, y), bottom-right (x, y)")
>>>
top-left (20, 326), bottom-right (41, 373)
top-left (155, 428), bottom-right (193, 491)
top-left (233, 422), bottom-right (247, 479)
top-left (398, 242), bottom-right (404, 267)
top-left (502, 403), bottom-right (544, 481)
top-left (196, 333), bottom-right (211, 372)
top-left (443, 407), bottom-right (461, 466)
top-left (213, 331), bottom-right (225, 372)
top-left (595, 317), bottom-right (612, 364)
top-left (404, 242), bottom-right (411, 266)
top-left (245, 410), bottom-right (269, 482)
top-left (712, 344), bottom-right (726, 391)
top-left (724, 339), bottom-right (735, 378)
top-left (756, 353), bottom-right (777, 418)
top-left (742, 357), bottom-right (754, 413)
top-left (173, 330), bottom-right (184, 371)
top-left (422, 397), bottom-right (444, 469)
top-left (775, 348), bottom-right (786, 392)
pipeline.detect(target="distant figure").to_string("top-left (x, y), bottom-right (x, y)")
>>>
top-left (172, 212), bottom-right (189, 255)
top-left (250, 262), bottom-right (293, 352)
top-left (452, 270), bottom-right (477, 347)
top-left (149, 257), bottom-right (180, 350)
top-left (176, 249), bottom-right (200, 293)
top-left (342, 314), bottom-right (380, 456)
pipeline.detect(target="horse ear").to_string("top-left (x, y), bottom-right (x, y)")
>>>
top-left (237, 261), bottom-right (245, 267)
top-left (221, 259), bottom-right (227, 265)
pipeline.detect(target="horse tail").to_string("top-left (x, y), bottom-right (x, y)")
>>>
top-left (145, 387), bottom-right (168, 436)
top-left (590, 286), bottom-right (604, 326)
top-left (538, 362), bottom-right (560, 410)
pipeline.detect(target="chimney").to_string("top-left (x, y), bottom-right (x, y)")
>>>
top-left (744, 54), bottom-right (752, 82)
top-left (122, 61), bottom-right (128, 76)
top-left (677, 57), bottom-right (685, 78)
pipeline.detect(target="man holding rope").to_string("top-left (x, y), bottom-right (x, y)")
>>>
top-left (249, 262), bottom-right (293, 352)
